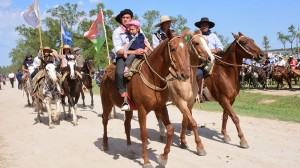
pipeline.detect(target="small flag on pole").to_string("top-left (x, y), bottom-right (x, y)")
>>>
top-left (61, 21), bottom-right (73, 46)
top-left (84, 8), bottom-right (105, 53)
top-left (21, 0), bottom-right (38, 28)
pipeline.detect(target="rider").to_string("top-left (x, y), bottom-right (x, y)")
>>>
top-left (194, 17), bottom-right (224, 103)
top-left (123, 20), bottom-right (153, 77)
top-left (21, 54), bottom-right (33, 86)
top-left (112, 9), bottom-right (147, 111)
top-left (152, 15), bottom-right (176, 49)
top-left (275, 55), bottom-right (286, 67)
top-left (287, 56), bottom-right (297, 69)
top-left (73, 47), bottom-right (88, 91)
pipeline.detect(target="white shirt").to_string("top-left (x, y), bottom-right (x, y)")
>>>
top-left (8, 73), bottom-right (15, 78)
top-left (276, 59), bottom-right (286, 66)
top-left (152, 29), bottom-right (165, 49)
top-left (33, 56), bottom-right (41, 69)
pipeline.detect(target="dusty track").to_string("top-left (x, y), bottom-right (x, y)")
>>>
top-left (0, 84), bottom-right (300, 168)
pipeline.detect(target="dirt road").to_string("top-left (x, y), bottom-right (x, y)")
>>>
top-left (0, 84), bottom-right (300, 168)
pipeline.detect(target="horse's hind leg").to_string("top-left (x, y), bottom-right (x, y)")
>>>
top-left (100, 97), bottom-right (114, 151)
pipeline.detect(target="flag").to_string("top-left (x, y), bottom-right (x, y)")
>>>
top-left (21, 0), bottom-right (38, 28)
top-left (84, 10), bottom-right (105, 53)
top-left (61, 21), bottom-right (73, 46)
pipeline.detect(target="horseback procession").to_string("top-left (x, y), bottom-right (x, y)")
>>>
top-left (10, 1), bottom-right (300, 168)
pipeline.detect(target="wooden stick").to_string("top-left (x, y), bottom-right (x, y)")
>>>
top-left (36, 0), bottom-right (43, 58)
top-left (100, 6), bottom-right (111, 65)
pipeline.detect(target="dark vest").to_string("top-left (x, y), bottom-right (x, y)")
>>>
top-left (154, 29), bottom-right (175, 43)
top-left (126, 32), bottom-right (145, 50)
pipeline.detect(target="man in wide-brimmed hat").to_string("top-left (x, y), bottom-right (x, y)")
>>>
top-left (194, 17), bottom-right (224, 103)
top-left (112, 9), bottom-right (149, 111)
top-left (152, 15), bottom-right (176, 49)
top-left (276, 55), bottom-right (286, 67)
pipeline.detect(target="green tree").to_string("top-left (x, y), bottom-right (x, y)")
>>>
top-left (171, 15), bottom-right (189, 34)
top-left (214, 32), bottom-right (229, 51)
top-left (277, 31), bottom-right (288, 50)
top-left (262, 35), bottom-right (271, 52)
top-left (141, 10), bottom-right (160, 43)
top-left (286, 24), bottom-right (297, 54)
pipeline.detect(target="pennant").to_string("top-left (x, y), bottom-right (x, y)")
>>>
top-left (61, 22), bottom-right (73, 46)
top-left (21, 0), bottom-right (38, 28)
top-left (84, 10), bottom-right (105, 53)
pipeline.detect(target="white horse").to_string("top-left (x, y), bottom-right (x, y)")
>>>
top-left (35, 63), bottom-right (61, 129)
top-left (23, 65), bottom-right (35, 106)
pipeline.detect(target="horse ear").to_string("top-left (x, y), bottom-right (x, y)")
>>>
top-left (232, 33), bottom-right (239, 40)
top-left (181, 29), bottom-right (189, 39)
top-left (238, 32), bottom-right (244, 36)
top-left (195, 29), bottom-right (202, 35)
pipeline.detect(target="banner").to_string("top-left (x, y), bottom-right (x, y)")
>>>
top-left (61, 21), bottom-right (73, 46)
top-left (84, 9), bottom-right (105, 53)
top-left (21, 0), bottom-right (38, 28)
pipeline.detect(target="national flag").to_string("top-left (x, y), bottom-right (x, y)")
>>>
top-left (61, 21), bottom-right (73, 46)
top-left (21, 0), bottom-right (38, 28)
top-left (84, 9), bottom-right (105, 53)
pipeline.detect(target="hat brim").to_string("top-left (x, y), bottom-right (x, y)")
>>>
top-left (194, 21), bottom-right (215, 29)
top-left (155, 19), bottom-right (176, 27)
top-left (43, 49), bottom-right (53, 53)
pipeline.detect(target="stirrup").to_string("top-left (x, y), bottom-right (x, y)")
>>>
top-left (121, 102), bottom-right (131, 111)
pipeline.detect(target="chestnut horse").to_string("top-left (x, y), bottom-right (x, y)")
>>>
top-left (100, 29), bottom-right (190, 168)
top-left (80, 56), bottom-right (95, 107)
top-left (272, 66), bottom-right (292, 90)
top-left (201, 32), bottom-right (265, 148)
top-left (166, 30), bottom-right (214, 155)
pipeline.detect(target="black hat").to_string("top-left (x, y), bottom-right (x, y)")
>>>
top-left (115, 9), bottom-right (133, 24)
top-left (25, 54), bottom-right (32, 58)
top-left (194, 17), bottom-right (215, 29)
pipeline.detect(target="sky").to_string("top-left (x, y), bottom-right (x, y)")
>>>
top-left (0, 0), bottom-right (299, 66)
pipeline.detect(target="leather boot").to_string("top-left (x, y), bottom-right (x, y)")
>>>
top-left (197, 77), bottom-right (205, 103)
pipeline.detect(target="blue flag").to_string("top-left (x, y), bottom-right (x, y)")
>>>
top-left (61, 22), bottom-right (73, 46)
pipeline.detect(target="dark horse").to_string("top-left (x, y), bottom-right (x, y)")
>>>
top-left (61, 60), bottom-right (82, 126)
top-left (272, 66), bottom-right (292, 90)
top-left (200, 32), bottom-right (264, 148)
top-left (100, 29), bottom-right (190, 168)
top-left (80, 56), bottom-right (95, 107)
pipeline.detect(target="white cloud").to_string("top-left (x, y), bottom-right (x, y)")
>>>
top-left (78, 1), bottom-right (84, 6)
top-left (0, 0), bottom-right (11, 8)
top-left (89, 0), bottom-right (100, 4)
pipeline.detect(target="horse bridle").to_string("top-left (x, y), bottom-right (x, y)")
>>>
top-left (139, 35), bottom-right (183, 91)
top-left (85, 59), bottom-right (94, 76)
top-left (187, 34), bottom-right (209, 62)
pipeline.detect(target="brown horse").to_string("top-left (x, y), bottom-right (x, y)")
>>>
top-left (272, 66), bottom-right (292, 90)
top-left (200, 32), bottom-right (265, 148)
top-left (100, 29), bottom-right (190, 168)
top-left (165, 30), bottom-right (214, 155)
top-left (80, 56), bottom-right (95, 107)
top-left (61, 60), bottom-right (82, 126)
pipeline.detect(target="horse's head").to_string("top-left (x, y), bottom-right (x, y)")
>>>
top-left (45, 63), bottom-right (58, 82)
top-left (67, 60), bottom-right (77, 79)
top-left (188, 30), bottom-right (214, 64)
top-left (166, 29), bottom-right (190, 80)
top-left (232, 32), bottom-right (265, 62)
top-left (84, 57), bottom-right (95, 76)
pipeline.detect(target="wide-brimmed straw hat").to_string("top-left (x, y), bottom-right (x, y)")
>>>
top-left (278, 55), bottom-right (283, 59)
top-left (155, 16), bottom-right (176, 27)
top-left (125, 20), bottom-right (141, 28)
top-left (115, 9), bottom-right (133, 25)
top-left (43, 46), bottom-right (53, 53)
top-left (73, 47), bottom-right (80, 52)
top-left (194, 17), bottom-right (215, 29)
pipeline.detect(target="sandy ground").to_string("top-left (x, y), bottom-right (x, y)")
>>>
top-left (0, 83), bottom-right (300, 168)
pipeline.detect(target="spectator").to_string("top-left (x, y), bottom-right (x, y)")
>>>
top-left (8, 71), bottom-right (15, 88)
top-left (16, 70), bottom-right (23, 90)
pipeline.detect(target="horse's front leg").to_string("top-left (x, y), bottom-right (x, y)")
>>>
top-left (220, 100), bottom-right (249, 148)
top-left (137, 106), bottom-right (152, 167)
top-left (81, 91), bottom-right (86, 108)
top-left (90, 89), bottom-right (94, 107)
top-left (221, 110), bottom-right (231, 142)
top-left (100, 99), bottom-right (114, 151)
top-left (156, 106), bottom-right (174, 166)
top-left (44, 97), bottom-right (54, 129)
top-left (124, 110), bottom-right (134, 158)
top-left (70, 96), bottom-right (78, 126)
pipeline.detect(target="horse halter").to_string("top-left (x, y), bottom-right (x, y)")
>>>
top-left (187, 34), bottom-right (209, 61)
top-left (235, 36), bottom-right (256, 59)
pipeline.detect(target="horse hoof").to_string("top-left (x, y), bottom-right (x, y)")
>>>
top-left (72, 122), bottom-right (78, 126)
top-left (159, 135), bottom-right (166, 141)
top-left (100, 144), bottom-right (109, 151)
top-left (127, 149), bottom-right (135, 159)
top-left (180, 142), bottom-right (189, 149)
top-left (143, 163), bottom-right (154, 168)
top-left (240, 140), bottom-right (249, 148)
top-left (197, 148), bottom-right (207, 156)
top-left (49, 125), bottom-right (55, 129)
top-left (223, 135), bottom-right (231, 143)
top-left (157, 154), bottom-right (167, 166)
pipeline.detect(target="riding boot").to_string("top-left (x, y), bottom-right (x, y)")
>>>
top-left (197, 77), bottom-right (205, 103)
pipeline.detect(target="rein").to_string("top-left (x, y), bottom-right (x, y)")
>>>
top-left (138, 36), bottom-right (182, 91)
top-left (187, 34), bottom-right (209, 62)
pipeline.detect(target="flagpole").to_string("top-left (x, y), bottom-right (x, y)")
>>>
top-left (35, 0), bottom-right (43, 58)
top-left (59, 16), bottom-right (64, 55)
top-left (297, 24), bottom-right (299, 54)
top-left (100, 6), bottom-right (111, 65)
